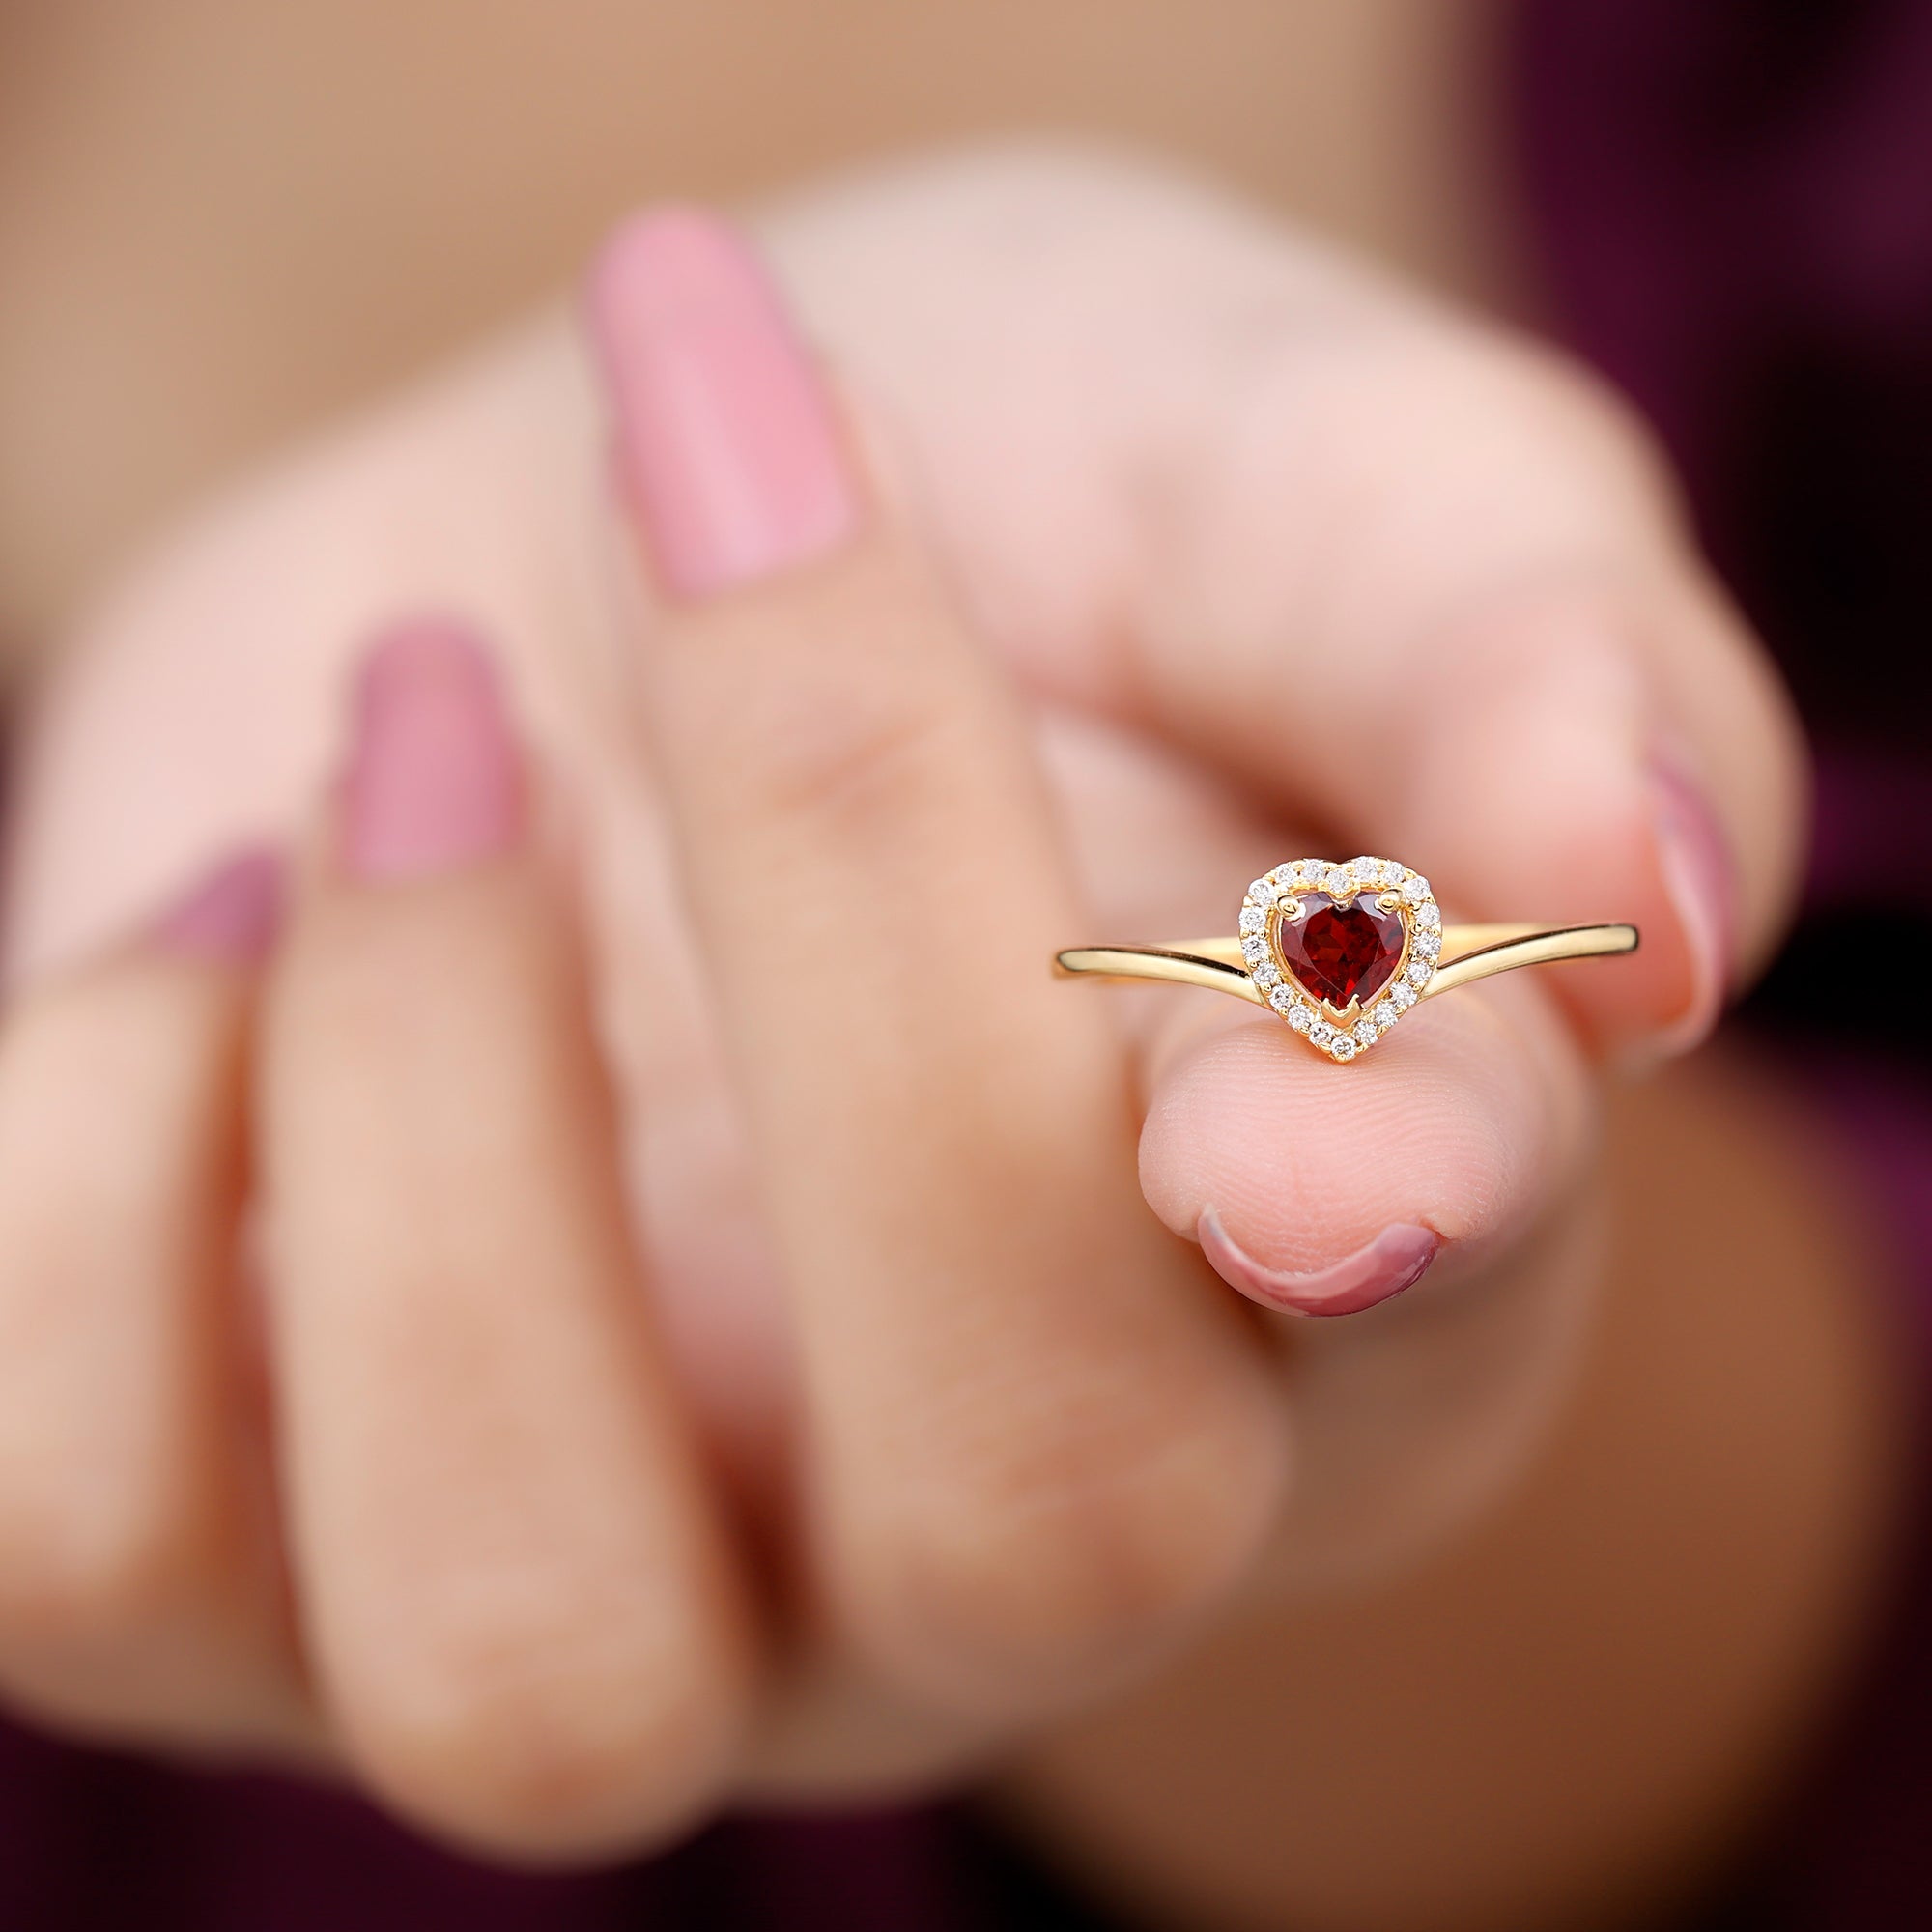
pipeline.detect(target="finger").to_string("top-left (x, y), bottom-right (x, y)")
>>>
top-left (764, 153), bottom-right (1806, 1056)
top-left (0, 853), bottom-right (313, 1750)
top-left (261, 623), bottom-right (753, 1861)
top-left (1130, 352), bottom-right (1797, 1061)
top-left (1034, 677), bottom-right (1597, 1321)
top-left (1038, 702), bottom-right (1606, 1577)
top-left (1143, 973), bottom-right (1593, 1314)
top-left (588, 211), bottom-right (1290, 1722)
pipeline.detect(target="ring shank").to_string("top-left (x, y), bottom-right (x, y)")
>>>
top-left (1053, 923), bottom-right (1638, 1004)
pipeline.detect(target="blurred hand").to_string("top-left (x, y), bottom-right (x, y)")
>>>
top-left (0, 148), bottom-right (1803, 1861)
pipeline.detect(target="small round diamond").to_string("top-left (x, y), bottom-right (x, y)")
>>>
top-left (1374, 999), bottom-right (1399, 1030)
top-left (1269, 983), bottom-right (1297, 1014)
top-left (1308, 1020), bottom-right (1335, 1048)
top-left (1329, 1034), bottom-right (1357, 1061)
top-left (1353, 1018), bottom-right (1378, 1046)
top-left (1350, 856), bottom-right (1380, 883)
top-left (1287, 1003), bottom-right (1314, 1033)
top-left (1248, 878), bottom-right (1279, 907)
top-left (1239, 905), bottom-right (1265, 934)
top-left (1401, 874), bottom-right (1432, 906)
top-left (1417, 901), bottom-right (1441, 931)
top-left (1241, 934), bottom-right (1267, 964)
top-left (1252, 960), bottom-right (1281, 990)
top-left (1378, 859), bottom-right (1406, 887)
top-left (1414, 930), bottom-right (1441, 959)
top-left (1322, 865), bottom-right (1352, 895)
top-left (1392, 981), bottom-right (1418, 1011)
top-left (1293, 858), bottom-right (1323, 885)
top-left (1406, 958), bottom-right (1433, 989)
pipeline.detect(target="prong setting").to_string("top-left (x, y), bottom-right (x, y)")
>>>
top-left (1240, 857), bottom-right (1436, 1060)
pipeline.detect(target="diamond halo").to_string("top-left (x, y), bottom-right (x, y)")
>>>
top-left (1242, 857), bottom-right (1435, 1061)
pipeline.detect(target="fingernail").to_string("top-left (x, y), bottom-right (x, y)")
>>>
top-left (585, 207), bottom-right (858, 599)
top-left (1648, 755), bottom-right (1738, 1055)
top-left (1197, 1207), bottom-right (1441, 1318)
top-left (340, 619), bottom-right (525, 882)
top-left (153, 847), bottom-right (285, 961)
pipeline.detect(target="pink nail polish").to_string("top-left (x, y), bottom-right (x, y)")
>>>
top-left (585, 207), bottom-right (858, 599)
top-left (1197, 1207), bottom-right (1441, 1318)
top-left (1648, 755), bottom-right (1738, 1054)
top-left (340, 619), bottom-right (525, 882)
top-left (153, 847), bottom-right (285, 962)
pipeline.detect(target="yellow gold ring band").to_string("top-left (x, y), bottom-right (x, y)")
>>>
top-left (1055, 855), bottom-right (1637, 1065)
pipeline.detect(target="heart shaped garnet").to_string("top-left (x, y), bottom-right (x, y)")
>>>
top-left (1274, 892), bottom-right (1406, 1012)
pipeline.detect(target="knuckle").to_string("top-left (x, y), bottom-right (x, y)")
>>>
top-left (0, 1258), bottom-right (215, 1664)
top-left (668, 551), bottom-right (985, 864)
top-left (1405, 336), bottom-right (1671, 526)
top-left (741, 675), bottom-right (962, 844)
top-left (1424, 333), bottom-right (1680, 551)
top-left (1283, 312), bottom-right (1674, 525)
top-left (340, 1590), bottom-right (739, 1861)
top-left (0, 1482), bottom-right (198, 1652)
top-left (1493, 344), bottom-right (1678, 513)
top-left (842, 1382), bottom-right (1284, 1704)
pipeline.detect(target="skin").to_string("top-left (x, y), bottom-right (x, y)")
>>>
top-left (0, 151), bottom-right (1887, 1926)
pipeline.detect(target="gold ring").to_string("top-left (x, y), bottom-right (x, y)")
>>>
top-left (1055, 855), bottom-right (1638, 1063)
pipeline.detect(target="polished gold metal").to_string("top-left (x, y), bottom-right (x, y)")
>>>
top-left (1054, 922), bottom-right (1639, 1005)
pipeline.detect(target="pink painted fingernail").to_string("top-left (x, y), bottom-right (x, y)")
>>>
top-left (154, 847), bottom-right (286, 962)
top-left (340, 619), bottom-right (525, 882)
top-left (585, 207), bottom-right (858, 599)
top-left (1198, 1207), bottom-right (1441, 1318)
top-left (1648, 755), bottom-right (1738, 1055)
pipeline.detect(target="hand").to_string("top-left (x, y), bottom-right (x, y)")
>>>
top-left (0, 149), bottom-right (1803, 1861)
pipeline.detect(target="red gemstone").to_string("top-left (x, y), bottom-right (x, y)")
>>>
top-left (1275, 893), bottom-right (1406, 1011)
